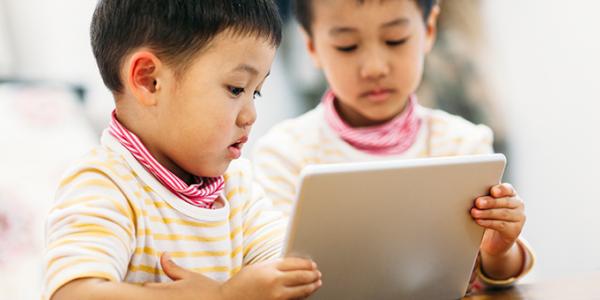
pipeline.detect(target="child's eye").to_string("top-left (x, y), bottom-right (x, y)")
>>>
top-left (386, 38), bottom-right (409, 47)
top-left (335, 45), bottom-right (358, 53)
top-left (253, 90), bottom-right (262, 99)
top-left (228, 86), bottom-right (245, 97)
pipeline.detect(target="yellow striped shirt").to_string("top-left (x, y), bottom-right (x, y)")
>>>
top-left (43, 132), bottom-right (285, 299)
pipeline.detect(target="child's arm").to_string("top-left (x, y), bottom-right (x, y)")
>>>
top-left (470, 183), bottom-right (533, 283)
top-left (252, 129), bottom-right (305, 216)
top-left (241, 180), bottom-right (289, 264)
top-left (52, 253), bottom-right (321, 300)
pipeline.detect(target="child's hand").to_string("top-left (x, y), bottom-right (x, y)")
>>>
top-left (220, 257), bottom-right (322, 300)
top-left (471, 183), bottom-right (526, 257)
top-left (155, 254), bottom-right (321, 300)
top-left (142, 253), bottom-right (224, 298)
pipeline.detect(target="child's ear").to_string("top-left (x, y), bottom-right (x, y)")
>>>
top-left (300, 28), bottom-right (322, 69)
top-left (424, 4), bottom-right (441, 54)
top-left (126, 51), bottom-right (163, 106)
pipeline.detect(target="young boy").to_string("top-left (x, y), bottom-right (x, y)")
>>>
top-left (43, 1), bottom-right (322, 299)
top-left (253, 0), bottom-right (533, 291)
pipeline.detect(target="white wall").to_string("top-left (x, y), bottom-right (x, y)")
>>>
top-left (3, 0), bottom-right (119, 129)
top-left (0, 0), bottom-right (14, 75)
top-left (1, 0), bottom-right (303, 139)
top-left (484, 0), bottom-right (600, 280)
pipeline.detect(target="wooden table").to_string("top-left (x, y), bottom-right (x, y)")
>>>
top-left (462, 272), bottom-right (600, 299)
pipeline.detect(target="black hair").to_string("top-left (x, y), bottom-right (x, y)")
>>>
top-left (91, 0), bottom-right (282, 93)
top-left (294, 0), bottom-right (437, 36)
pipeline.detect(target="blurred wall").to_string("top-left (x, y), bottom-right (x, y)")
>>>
top-left (484, 0), bottom-right (600, 280)
top-left (0, 0), bottom-right (303, 146)
top-left (1, 0), bottom-right (114, 129)
top-left (0, 0), bottom-right (14, 75)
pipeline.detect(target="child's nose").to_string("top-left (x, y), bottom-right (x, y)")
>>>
top-left (237, 101), bottom-right (257, 128)
top-left (360, 54), bottom-right (390, 80)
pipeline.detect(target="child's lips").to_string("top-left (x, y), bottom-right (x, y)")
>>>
top-left (227, 136), bottom-right (248, 159)
top-left (362, 88), bottom-right (394, 102)
top-left (227, 145), bottom-right (242, 159)
top-left (235, 136), bottom-right (249, 145)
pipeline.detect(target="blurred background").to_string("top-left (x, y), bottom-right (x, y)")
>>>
top-left (1, 0), bottom-right (599, 298)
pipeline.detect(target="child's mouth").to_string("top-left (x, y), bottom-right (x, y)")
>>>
top-left (227, 136), bottom-right (248, 159)
top-left (363, 88), bottom-right (394, 103)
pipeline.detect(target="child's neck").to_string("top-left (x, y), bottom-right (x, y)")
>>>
top-left (323, 90), bottom-right (421, 156)
top-left (109, 110), bottom-right (225, 209)
top-left (146, 144), bottom-right (195, 185)
top-left (334, 98), bottom-right (409, 128)
top-left (114, 109), bottom-right (195, 185)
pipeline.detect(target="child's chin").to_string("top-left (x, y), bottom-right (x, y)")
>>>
top-left (194, 164), bottom-right (230, 178)
top-left (214, 161), bottom-right (233, 176)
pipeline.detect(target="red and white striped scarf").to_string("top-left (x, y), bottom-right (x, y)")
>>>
top-left (108, 110), bottom-right (224, 209)
top-left (323, 90), bottom-right (421, 155)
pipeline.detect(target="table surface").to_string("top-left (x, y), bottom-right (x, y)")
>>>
top-left (462, 272), bottom-right (600, 299)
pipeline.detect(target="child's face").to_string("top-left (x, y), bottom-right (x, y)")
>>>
top-left (149, 32), bottom-right (275, 179)
top-left (305, 0), bottom-right (439, 127)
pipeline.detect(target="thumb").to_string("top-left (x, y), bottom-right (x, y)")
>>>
top-left (161, 252), bottom-right (195, 281)
top-left (491, 183), bottom-right (515, 198)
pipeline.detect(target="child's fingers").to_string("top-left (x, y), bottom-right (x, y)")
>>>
top-left (142, 281), bottom-right (169, 288)
top-left (475, 196), bottom-right (522, 209)
top-left (475, 219), bottom-right (520, 233)
top-left (490, 183), bottom-right (516, 198)
top-left (281, 270), bottom-right (322, 287)
top-left (471, 208), bottom-right (524, 222)
top-left (283, 279), bottom-right (322, 299)
top-left (277, 257), bottom-right (317, 271)
top-left (160, 252), bottom-right (197, 281)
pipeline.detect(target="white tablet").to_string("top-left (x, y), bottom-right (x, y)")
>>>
top-left (283, 154), bottom-right (506, 300)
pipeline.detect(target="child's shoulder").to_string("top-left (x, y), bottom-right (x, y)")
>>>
top-left (420, 106), bottom-right (494, 154)
top-left (60, 145), bottom-right (133, 181)
top-left (255, 105), bottom-right (324, 152)
top-left (263, 105), bottom-right (323, 142)
top-left (223, 158), bottom-right (254, 184)
top-left (54, 145), bottom-right (138, 208)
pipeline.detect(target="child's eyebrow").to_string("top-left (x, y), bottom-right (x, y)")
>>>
top-left (329, 27), bottom-right (357, 37)
top-left (231, 64), bottom-right (271, 79)
top-left (381, 17), bottom-right (410, 29)
top-left (232, 64), bottom-right (259, 76)
top-left (329, 18), bottom-right (410, 37)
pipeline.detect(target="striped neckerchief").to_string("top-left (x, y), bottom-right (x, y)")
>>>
top-left (108, 110), bottom-right (224, 209)
top-left (323, 90), bottom-right (421, 155)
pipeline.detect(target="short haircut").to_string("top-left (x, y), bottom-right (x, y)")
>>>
top-left (294, 0), bottom-right (438, 36)
top-left (91, 0), bottom-right (282, 93)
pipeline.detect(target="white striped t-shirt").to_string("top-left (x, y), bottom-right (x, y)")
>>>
top-left (252, 104), bottom-right (535, 287)
top-left (43, 132), bottom-right (285, 300)
top-left (252, 104), bottom-right (494, 215)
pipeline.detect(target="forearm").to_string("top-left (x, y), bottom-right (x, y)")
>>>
top-left (52, 278), bottom-right (222, 300)
top-left (480, 242), bottom-right (524, 280)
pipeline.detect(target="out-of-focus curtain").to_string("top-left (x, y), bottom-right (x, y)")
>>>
top-left (418, 0), bottom-right (507, 154)
top-left (0, 82), bottom-right (97, 299)
top-left (0, 0), bottom-right (16, 76)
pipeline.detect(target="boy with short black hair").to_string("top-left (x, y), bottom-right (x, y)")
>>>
top-left (253, 0), bottom-right (533, 291)
top-left (43, 1), bottom-right (321, 299)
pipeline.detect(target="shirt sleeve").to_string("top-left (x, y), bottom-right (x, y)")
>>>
top-left (476, 238), bottom-right (535, 288)
top-left (468, 238), bottom-right (535, 292)
top-left (241, 179), bottom-right (287, 265)
top-left (427, 109), bottom-right (495, 156)
top-left (463, 124), bottom-right (495, 155)
top-left (252, 129), bottom-right (305, 216)
top-left (43, 169), bottom-right (136, 300)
